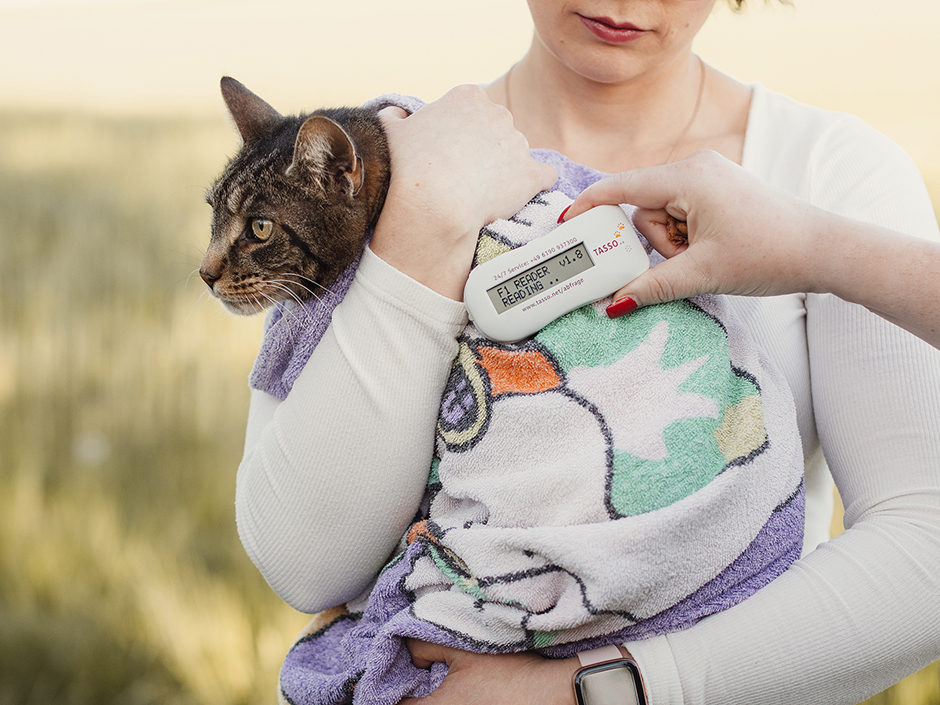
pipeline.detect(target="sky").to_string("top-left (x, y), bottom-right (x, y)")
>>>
top-left (1, 0), bottom-right (938, 171)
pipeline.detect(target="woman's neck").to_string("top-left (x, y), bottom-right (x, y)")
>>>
top-left (489, 41), bottom-right (750, 173)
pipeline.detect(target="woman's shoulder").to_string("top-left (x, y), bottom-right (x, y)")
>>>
top-left (747, 84), bottom-right (857, 137)
top-left (749, 85), bottom-right (938, 237)
top-left (743, 84), bottom-right (897, 177)
top-left (744, 84), bottom-right (932, 222)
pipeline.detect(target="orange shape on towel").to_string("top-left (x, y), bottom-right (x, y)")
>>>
top-left (408, 520), bottom-right (436, 546)
top-left (477, 347), bottom-right (562, 396)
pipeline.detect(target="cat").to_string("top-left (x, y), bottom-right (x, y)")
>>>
top-left (200, 77), bottom-right (390, 314)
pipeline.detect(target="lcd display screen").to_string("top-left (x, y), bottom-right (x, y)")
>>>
top-left (486, 242), bottom-right (595, 314)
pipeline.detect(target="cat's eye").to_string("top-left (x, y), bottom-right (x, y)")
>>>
top-left (251, 218), bottom-right (274, 241)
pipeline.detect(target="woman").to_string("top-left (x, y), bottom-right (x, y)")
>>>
top-left (236, 1), bottom-right (940, 702)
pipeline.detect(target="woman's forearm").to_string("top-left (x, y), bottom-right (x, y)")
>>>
top-left (809, 206), bottom-right (940, 349)
top-left (236, 248), bottom-right (468, 612)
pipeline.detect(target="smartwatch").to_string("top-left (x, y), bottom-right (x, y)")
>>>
top-left (572, 645), bottom-right (648, 705)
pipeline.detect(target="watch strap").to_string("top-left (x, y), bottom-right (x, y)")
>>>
top-left (577, 645), bottom-right (625, 667)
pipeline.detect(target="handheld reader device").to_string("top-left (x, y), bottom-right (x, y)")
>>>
top-left (464, 204), bottom-right (650, 343)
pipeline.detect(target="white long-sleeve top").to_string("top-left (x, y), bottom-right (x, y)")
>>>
top-left (235, 84), bottom-right (940, 704)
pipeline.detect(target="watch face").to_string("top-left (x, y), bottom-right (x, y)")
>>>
top-left (574, 661), bottom-right (645, 705)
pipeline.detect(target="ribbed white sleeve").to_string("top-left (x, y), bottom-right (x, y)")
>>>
top-left (627, 86), bottom-right (940, 704)
top-left (235, 247), bottom-right (468, 612)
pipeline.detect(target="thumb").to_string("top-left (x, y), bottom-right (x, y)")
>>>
top-left (536, 161), bottom-right (559, 193)
top-left (564, 165), bottom-right (678, 222)
top-left (377, 105), bottom-right (410, 126)
top-left (607, 253), bottom-right (708, 315)
top-left (564, 171), bottom-right (639, 221)
top-left (406, 639), bottom-right (455, 669)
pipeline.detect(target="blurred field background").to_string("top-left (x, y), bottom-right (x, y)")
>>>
top-left (0, 0), bottom-right (938, 703)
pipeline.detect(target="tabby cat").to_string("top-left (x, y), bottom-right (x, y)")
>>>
top-left (201, 77), bottom-right (390, 314)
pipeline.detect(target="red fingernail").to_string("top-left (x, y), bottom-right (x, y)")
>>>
top-left (557, 206), bottom-right (571, 224)
top-left (606, 296), bottom-right (638, 319)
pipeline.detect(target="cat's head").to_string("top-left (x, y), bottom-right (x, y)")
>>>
top-left (201, 77), bottom-right (389, 315)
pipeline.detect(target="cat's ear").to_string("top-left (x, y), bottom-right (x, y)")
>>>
top-left (220, 76), bottom-right (282, 144)
top-left (288, 116), bottom-right (365, 197)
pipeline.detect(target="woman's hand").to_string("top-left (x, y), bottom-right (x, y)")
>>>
top-left (563, 150), bottom-right (817, 311)
top-left (372, 85), bottom-right (558, 300)
top-left (400, 640), bottom-right (579, 705)
top-left (564, 151), bottom-right (940, 349)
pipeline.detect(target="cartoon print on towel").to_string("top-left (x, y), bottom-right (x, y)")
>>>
top-left (276, 187), bottom-right (804, 705)
top-left (420, 248), bottom-right (771, 651)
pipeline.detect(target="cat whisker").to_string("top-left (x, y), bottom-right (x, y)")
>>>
top-left (257, 291), bottom-right (306, 338)
top-left (267, 278), bottom-right (315, 296)
top-left (184, 267), bottom-right (205, 288)
top-left (186, 242), bottom-right (208, 257)
top-left (213, 299), bottom-right (234, 320)
top-left (262, 277), bottom-right (309, 299)
top-left (266, 281), bottom-right (308, 310)
top-left (253, 293), bottom-right (271, 315)
top-left (188, 241), bottom-right (208, 256)
top-left (170, 244), bottom-right (209, 272)
top-left (267, 282), bottom-right (316, 309)
top-left (280, 272), bottom-right (341, 300)
top-left (257, 289), bottom-right (283, 308)
top-left (266, 278), bottom-right (332, 333)
top-left (264, 283), bottom-right (319, 338)
top-left (184, 287), bottom-right (212, 324)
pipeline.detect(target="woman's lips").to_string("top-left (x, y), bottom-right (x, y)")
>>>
top-left (578, 15), bottom-right (648, 43)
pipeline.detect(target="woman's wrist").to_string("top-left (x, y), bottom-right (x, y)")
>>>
top-left (801, 205), bottom-right (896, 303)
top-left (553, 656), bottom-right (585, 705)
top-left (370, 185), bottom-right (480, 301)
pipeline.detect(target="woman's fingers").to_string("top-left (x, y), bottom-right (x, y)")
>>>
top-left (631, 207), bottom-right (690, 259)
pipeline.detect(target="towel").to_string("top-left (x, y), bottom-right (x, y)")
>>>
top-left (255, 96), bottom-right (805, 705)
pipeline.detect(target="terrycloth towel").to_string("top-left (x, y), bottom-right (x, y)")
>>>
top-left (254, 96), bottom-right (805, 705)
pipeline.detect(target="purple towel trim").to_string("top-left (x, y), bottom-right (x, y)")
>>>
top-left (248, 247), bottom-right (363, 401)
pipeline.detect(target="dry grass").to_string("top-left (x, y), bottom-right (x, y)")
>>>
top-left (0, 109), bottom-right (936, 705)
top-left (0, 110), bottom-right (307, 705)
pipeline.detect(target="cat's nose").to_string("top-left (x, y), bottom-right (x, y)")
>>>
top-left (200, 268), bottom-right (221, 288)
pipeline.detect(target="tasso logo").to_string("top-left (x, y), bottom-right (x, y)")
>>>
top-left (592, 222), bottom-right (627, 257)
